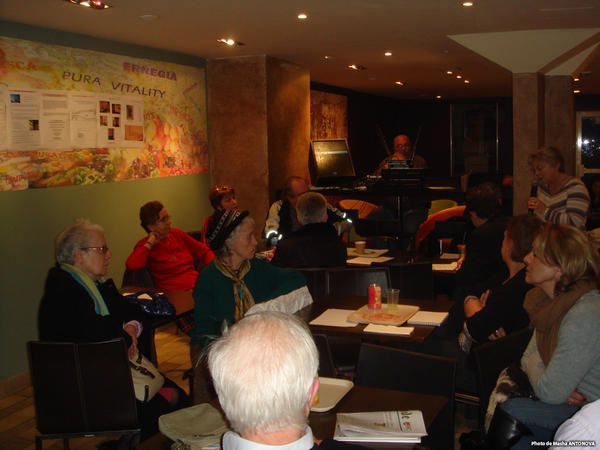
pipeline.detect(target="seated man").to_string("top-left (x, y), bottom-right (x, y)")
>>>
top-left (265, 176), bottom-right (350, 243)
top-left (208, 311), bottom-right (365, 450)
top-left (271, 192), bottom-right (347, 268)
top-left (126, 201), bottom-right (214, 291)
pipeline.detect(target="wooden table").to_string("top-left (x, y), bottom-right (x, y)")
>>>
top-left (137, 386), bottom-right (448, 450)
top-left (309, 295), bottom-right (452, 344)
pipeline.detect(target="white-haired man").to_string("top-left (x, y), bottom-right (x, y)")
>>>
top-left (271, 192), bottom-right (347, 268)
top-left (208, 311), bottom-right (365, 449)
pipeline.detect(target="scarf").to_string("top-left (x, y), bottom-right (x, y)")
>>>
top-left (60, 263), bottom-right (109, 316)
top-left (524, 279), bottom-right (596, 365)
top-left (214, 257), bottom-right (255, 321)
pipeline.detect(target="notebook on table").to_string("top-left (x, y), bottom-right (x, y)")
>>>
top-left (406, 311), bottom-right (448, 326)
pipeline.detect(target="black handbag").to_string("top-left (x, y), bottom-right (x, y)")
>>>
top-left (485, 407), bottom-right (532, 450)
top-left (125, 291), bottom-right (175, 316)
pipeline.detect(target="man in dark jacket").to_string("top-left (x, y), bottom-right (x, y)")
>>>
top-left (271, 192), bottom-right (347, 268)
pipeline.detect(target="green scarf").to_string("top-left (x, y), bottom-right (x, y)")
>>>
top-left (61, 263), bottom-right (109, 316)
top-left (214, 258), bottom-right (254, 321)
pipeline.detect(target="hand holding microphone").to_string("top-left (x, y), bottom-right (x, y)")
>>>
top-left (528, 182), bottom-right (538, 215)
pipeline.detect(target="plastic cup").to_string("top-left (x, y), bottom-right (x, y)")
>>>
top-left (355, 241), bottom-right (366, 254)
top-left (386, 288), bottom-right (400, 310)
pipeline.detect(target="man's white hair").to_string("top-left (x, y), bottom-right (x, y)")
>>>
top-left (296, 192), bottom-right (327, 225)
top-left (208, 311), bottom-right (318, 436)
top-left (55, 218), bottom-right (104, 264)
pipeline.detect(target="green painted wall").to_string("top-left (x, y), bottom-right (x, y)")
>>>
top-left (0, 174), bottom-right (211, 380)
top-left (0, 22), bottom-right (211, 381)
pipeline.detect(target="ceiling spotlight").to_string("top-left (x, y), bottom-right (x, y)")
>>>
top-left (436, 95), bottom-right (442, 99)
top-left (348, 64), bottom-right (366, 70)
top-left (574, 89), bottom-right (581, 94)
top-left (217, 38), bottom-right (241, 46)
top-left (66, 0), bottom-right (110, 8)
top-left (446, 70), bottom-right (453, 75)
top-left (573, 77), bottom-right (580, 82)
top-left (456, 74), bottom-right (462, 79)
top-left (464, 79), bottom-right (470, 84)
top-left (297, 13), bottom-right (308, 19)
top-left (395, 81), bottom-right (404, 86)
top-left (462, 1), bottom-right (474, 6)
top-left (385, 52), bottom-right (392, 56)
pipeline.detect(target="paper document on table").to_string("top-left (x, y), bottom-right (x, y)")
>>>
top-left (310, 309), bottom-right (357, 327)
top-left (407, 311), bottom-right (449, 326)
top-left (440, 252), bottom-right (459, 259)
top-left (347, 256), bottom-right (394, 266)
top-left (363, 324), bottom-right (414, 336)
top-left (334, 410), bottom-right (427, 443)
top-left (432, 261), bottom-right (458, 271)
top-left (347, 248), bottom-right (389, 258)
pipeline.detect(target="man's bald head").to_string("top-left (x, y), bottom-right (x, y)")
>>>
top-left (393, 135), bottom-right (412, 158)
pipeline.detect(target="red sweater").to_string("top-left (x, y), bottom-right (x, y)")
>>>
top-left (125, 228), bottom-right (214, 291)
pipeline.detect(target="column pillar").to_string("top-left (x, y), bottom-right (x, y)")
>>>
top-left (545, 75), bottom-right (575, 174)
top-left (512, 73), bottom-right (545, 215)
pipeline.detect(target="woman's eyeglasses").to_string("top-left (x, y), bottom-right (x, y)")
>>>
top-left (80, 246), bottom-right (110, 255)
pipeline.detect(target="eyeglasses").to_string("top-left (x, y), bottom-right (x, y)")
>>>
top-left (158, 214), bottom-right (171, 223)
top-left (80, 246), bottom-right (110, 254)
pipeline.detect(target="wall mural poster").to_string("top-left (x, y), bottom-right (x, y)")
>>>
top-left (0, 36), bottom-right (208, 191)
top-left (310, 90), bottom-right (348, 141)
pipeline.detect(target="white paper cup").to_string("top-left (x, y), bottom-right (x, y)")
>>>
top-left (355, 241), bottom-right (366, 254)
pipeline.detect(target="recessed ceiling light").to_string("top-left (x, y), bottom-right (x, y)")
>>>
top-left (217, 38), bottom-right (244, 46)
top-left (446, 70), bottom-right (453, 75)
top-left (385, 52), bottom-right (392, 56)
top-left (573, 77), bottom-right (580, 82)
top-left (395, 81), bottom-right (404, 86)
top-left (348, 64), bottom-right (366, 70)
top-left (456, 75), bottom-right (462, 79)
top-left (324, 55), bottom-right (331, 60)
top-left (66, 0), bottom-right (110, 9)
top-left (462, 1), bottom-right (474, 6)
top-left (139, 14), bottom-right (158, 21)
top-left (297, 13), bottom-right (308, 19)
top-left (436, 95), bottom-right (442, 99)
top-left (574, 89), bottom-right (581, 94)
top-left (464, 79), bottom-right (470, 84)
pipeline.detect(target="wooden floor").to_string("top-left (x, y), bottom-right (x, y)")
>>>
top-left (0, 324), bottom-right (190, 450)
top-left (0, 324), bottom-right (476, 450)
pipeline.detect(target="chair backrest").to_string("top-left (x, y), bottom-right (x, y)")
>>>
top-left (326, 266), bottom-right (391, 297)
top-left (28, 339), bottom-right (139, 434)
top-left (338, 199), bottom-right (378, 219)
top-left (428, 199), bottom-right (458, 216)
top-left (122, 267), bottom-right (156, 289)
top-left (415, 205), bottom-right (466, 251)
top-left (355, 343), bottom-right (456, 449)
top-left (312, 334), bottom-right (337, 378)
top-left (296, 268), bottom-right (329, 299)
top-left (356, 343), bottom-right (456, 397)
top-left (388, 261), bottom-right (434, 299)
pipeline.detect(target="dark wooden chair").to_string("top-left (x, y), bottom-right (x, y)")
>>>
top-left (470, 327), bottom-right (533, 433)
top-left (326, 266), bottom-right (391, 297)
top-left (122, 267), bottom-right (156, 289)
top-left (28, 339), bottom-right (140, 450)
top-left (356, 343), bottom-right (456, 449)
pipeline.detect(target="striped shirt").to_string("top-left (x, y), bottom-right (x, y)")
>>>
top-left (537, 177), bottom-right (590, 230)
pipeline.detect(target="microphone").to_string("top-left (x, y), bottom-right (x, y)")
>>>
top-left (528, 182), bottom-right (538, 215)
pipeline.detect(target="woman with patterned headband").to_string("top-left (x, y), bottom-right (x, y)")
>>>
top-left (189, 209), bottom-right (308, 404)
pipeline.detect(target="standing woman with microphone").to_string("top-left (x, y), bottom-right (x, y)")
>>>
top-left (527, 147), bottom-right (590, 230)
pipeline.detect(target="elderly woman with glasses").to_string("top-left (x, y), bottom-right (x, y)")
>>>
top-left (189, 209), bottom-right (309, 404)
top-left (493, 223), bottom-right (600, 449)
top-left (126, 200), bottom-right (214, 291)
top-left (39, 219), bottom-right (188, 443)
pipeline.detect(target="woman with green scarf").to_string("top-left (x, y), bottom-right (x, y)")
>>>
top-left (190, 209), bottom-right (307, 403)
top-left (38, 219), bottom-right (188, 443)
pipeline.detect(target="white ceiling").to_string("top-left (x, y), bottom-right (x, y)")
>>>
top-left (1, 0), bottom-right (600, 99)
